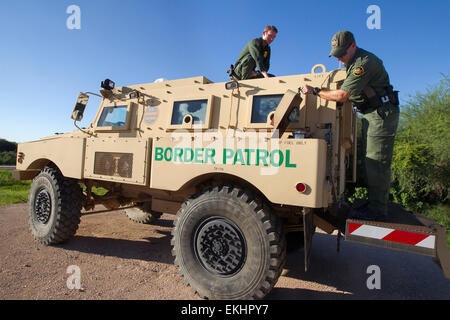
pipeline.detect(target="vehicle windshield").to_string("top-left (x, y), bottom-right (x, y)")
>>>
top-left (97, 105), bottom-right (127, 127)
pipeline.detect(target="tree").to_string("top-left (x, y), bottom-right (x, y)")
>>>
top-left (0, 139), bottom-right (18, 165)
top-left (390, 74), bottom-right (449, 211)
top-left (0, 139), bottom-right (17, 152)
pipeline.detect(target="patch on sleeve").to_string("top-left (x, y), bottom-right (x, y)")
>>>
top-left (264, 50), bottom-right (268, 58)
top-left (353, 66), bottom-right (365, 76)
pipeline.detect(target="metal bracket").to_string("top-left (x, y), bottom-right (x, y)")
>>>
top-left (303, 208), bottom-right (314, 272)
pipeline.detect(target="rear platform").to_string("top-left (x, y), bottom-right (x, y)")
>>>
top-left (345, 202), bottom-right (450, 278)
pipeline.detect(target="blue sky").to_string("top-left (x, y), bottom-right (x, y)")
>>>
top-left (0, 0), bottom-right (449, 143)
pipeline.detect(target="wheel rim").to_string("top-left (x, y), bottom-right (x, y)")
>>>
top-left (34, 188), bottom-right (52, 224)
top-left (194, 216), bottom-right (246, 277)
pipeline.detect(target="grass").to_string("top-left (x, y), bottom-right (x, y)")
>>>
top-left (0, 170), bottom-right (108, 206)
top-left (0, 170), bottom-right (31, 206)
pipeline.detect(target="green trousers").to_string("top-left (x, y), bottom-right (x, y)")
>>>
top-left (234, 55), bottom-right (256, 80)
top-left (361, 105), bottom-right (399, 215)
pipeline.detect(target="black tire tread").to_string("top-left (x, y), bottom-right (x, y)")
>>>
top-left (28, 167), bottom-right (82, 245)
top-left (171, 185), bottom-right (286, 300)
top-left (124, 202), bottom-right (162, 224)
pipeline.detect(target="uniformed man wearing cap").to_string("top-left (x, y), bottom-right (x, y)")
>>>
top-left (229, 25), bottom-right (278, 80)
top-left (300, 31), bottom-right (400, 221)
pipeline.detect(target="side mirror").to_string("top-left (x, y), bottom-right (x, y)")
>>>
top-left (71, 93), bottom-right (89, 121)
top-left (225, 81), bottom-right (239, 90)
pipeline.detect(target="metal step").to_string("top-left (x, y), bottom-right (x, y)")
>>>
top-left (344, 203), bottom-right (450, 279)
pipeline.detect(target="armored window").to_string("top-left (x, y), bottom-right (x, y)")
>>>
top-left (97, 105), bottom-right (128, 127)
top-left (171, 99), bottom-right (208, 125)
top-left (251, 94), bottom-right (283, 123)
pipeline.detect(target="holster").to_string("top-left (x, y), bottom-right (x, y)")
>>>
top-left (385, 85), bottom-right (400, 106)
top-left (227, 64), bottom-right (238, 80)
top-left (358, 85), bottom-right (400, 116)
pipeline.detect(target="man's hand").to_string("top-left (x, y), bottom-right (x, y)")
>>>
top-left (300, 85), bottom-right (313, 95)
top-left (300, 84), bottom-right (351, 102)
top-left (250, 70), bottom-right (270, 79)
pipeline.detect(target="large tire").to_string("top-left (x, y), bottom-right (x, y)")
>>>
top-left (28, 167), bottom-right (82, 245)
top-left (171, 185), bottom-right (286, 300)
top-left (124, 202), bottom-right (162, 224)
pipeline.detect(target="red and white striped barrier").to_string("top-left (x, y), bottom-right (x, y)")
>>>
top-left (347, 222), bottom-right (435, 249)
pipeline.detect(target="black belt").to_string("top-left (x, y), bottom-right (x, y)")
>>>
top-left (358, 85), bottom-right (399, 114)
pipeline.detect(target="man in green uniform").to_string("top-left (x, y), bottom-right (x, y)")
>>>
top-left (230, 25), bottom-right (278, 80)
top-left (300, 31), bottom-right (400, 221)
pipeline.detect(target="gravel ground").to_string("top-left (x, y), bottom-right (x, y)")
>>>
top-left (1, 203), bottom-right (449, 300)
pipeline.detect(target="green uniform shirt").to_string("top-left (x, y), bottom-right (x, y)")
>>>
top-left (234, 37), bottom-right (271, 80)
top-left (340, 48), bottom-right (390, 108)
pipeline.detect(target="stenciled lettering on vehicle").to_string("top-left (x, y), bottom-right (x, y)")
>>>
top-left (154, 147), bottom-right (296, 168)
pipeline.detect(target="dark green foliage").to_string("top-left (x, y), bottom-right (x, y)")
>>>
top-left (0, 151), bottom-right (16, 165)
top-left (0, 139), bottom-right (17, 152)
top-left (391, 74), bottom-right (449, 212)
top-left (0, 138), bottom-right (17, 165)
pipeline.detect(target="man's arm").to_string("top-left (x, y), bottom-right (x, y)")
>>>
top-left (317, 89), bottom-right (350, 102)
top-left (248, 39), bottom-right (269, 76)
top-left (300, 85), bottom-right (351, 102)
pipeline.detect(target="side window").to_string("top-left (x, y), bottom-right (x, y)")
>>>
top-left (97, 105), bottom-right (128, 127)
top-left (171, 99), bottom-right (207, 125)
top-left (251, 94), bottom-right (283, 123)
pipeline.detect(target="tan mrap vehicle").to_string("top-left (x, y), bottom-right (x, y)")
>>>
top-left (14, 65), bottom-right (449, 299)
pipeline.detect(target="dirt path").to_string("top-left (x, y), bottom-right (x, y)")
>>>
top-left (1, 203), bottom-right (449, 300)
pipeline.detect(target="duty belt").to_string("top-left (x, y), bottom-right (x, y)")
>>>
top-left (357, 85), bottom-right (399, 116)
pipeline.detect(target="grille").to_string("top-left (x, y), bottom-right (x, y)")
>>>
top-left (94, 152), bottom-right (133, 178)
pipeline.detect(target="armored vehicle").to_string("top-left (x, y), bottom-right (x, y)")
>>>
top-left (13, 65), bottom-right (449, 299)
